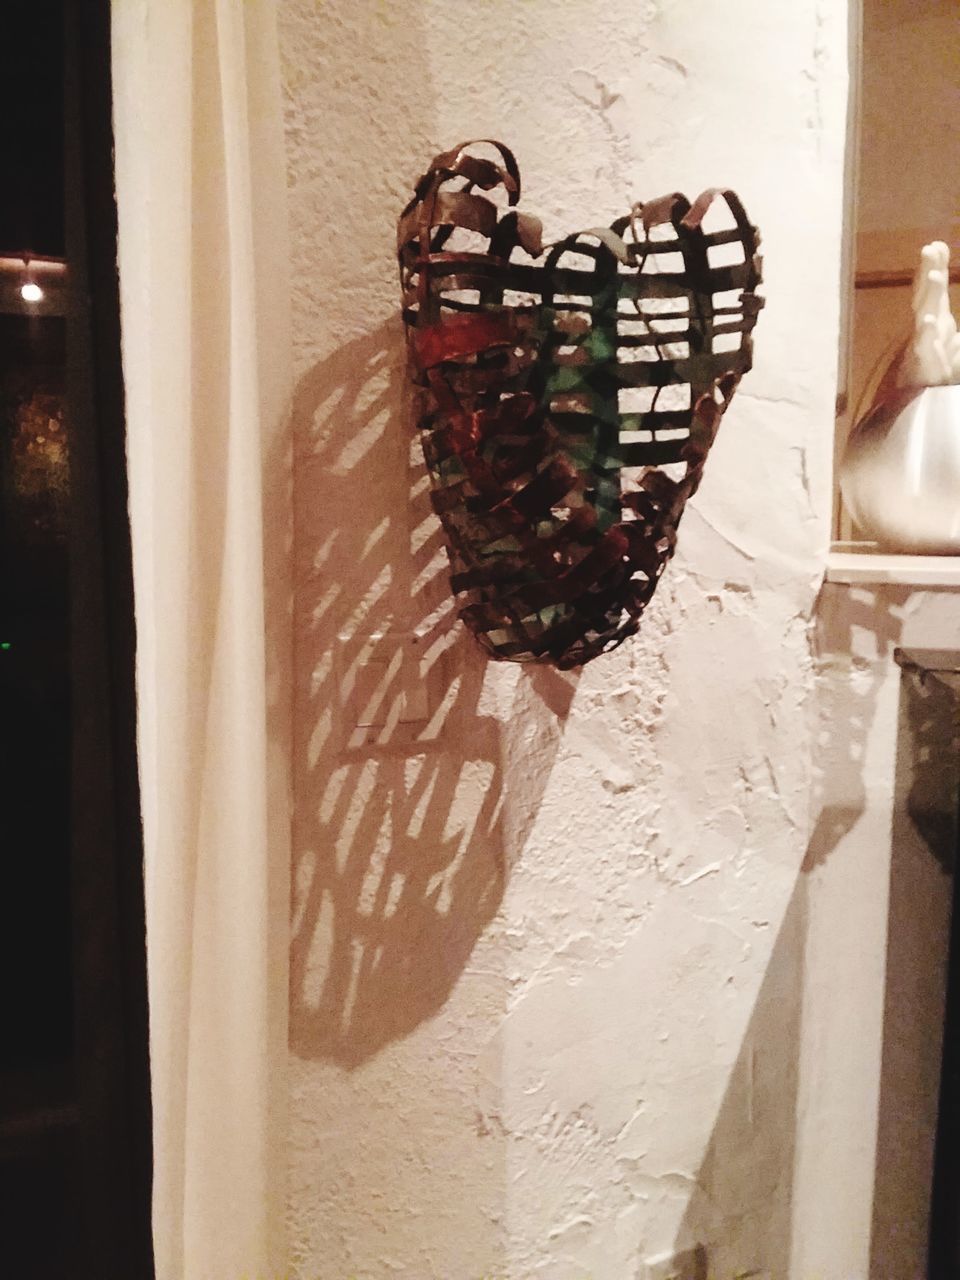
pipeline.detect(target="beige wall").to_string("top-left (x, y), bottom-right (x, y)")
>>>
top-left (859, 0), bottom-right (959, 238)
top-left (279, 2), bottom-right (851, 1276)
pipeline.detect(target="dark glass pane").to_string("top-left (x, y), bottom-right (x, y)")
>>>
top-left (0, 2), bottom-right (65, 257)
top-left (0, 8), bottom-right (153, 1275)
top-left (0, 312), bottom-right (72, 1071)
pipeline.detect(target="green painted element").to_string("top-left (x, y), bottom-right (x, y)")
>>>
top-left (584, 327), bottom-right (617, 362)
top-left (546, 365), bottom-right (585, 394)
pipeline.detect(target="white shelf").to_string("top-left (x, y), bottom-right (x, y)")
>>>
top-left (825, 550), bottom-right (960, 587)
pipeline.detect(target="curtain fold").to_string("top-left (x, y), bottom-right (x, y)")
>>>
top-left (111, 3), bottom-right (292, 1276)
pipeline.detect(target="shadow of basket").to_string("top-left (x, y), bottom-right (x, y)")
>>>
top-left (289, 320), bottom-right (575, 1067)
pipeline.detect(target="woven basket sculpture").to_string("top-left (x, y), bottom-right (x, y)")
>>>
top-left (398, 141), bottom-right (763, 668)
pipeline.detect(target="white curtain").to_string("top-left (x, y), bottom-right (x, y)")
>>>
top-left (111, 3), bottom-right (292, 1277)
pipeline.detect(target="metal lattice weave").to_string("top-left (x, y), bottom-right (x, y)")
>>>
top-left (399, 141), bottom-right (763, 668)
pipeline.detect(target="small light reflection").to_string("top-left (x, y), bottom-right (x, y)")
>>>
top-left (20, 282), bottom-right (44, 304)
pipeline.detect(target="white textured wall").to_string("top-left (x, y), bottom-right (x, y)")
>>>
top-left (280, 2), bottom-right (849, 1276)
top-left (806, 586), bottom-right (960, 1280)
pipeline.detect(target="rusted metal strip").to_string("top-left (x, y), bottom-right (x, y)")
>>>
top-left (399, 141), bottom-right (764, 667)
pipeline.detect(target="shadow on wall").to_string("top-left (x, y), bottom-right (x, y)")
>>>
top-left (671, 586), bottom-right (932, 1271)
top-left (804, 583), bottom-right (910, 871)
top-left (869, 664), bottom-right (958, 1279)
top-left (672, 876), bottom-right (807, 1277)
top-left (289, 321), bottom-right (577, 1068)
top-left (899, 665), bottom-right (960, 874)
top-left (678, 598), bottom-right (957, 1276)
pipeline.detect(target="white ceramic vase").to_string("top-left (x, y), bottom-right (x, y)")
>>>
top-left (840, 383), bottom-right (960, 554)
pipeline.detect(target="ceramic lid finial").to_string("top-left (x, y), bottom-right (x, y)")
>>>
top-left (906, 240), bottom-right (960, 386)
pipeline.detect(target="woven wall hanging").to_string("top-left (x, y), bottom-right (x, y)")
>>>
top-left (398, 141), bottom-right (763, 668)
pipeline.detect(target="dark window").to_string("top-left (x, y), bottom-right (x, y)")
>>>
top-left (0, 5), bottom-right (153, 1277)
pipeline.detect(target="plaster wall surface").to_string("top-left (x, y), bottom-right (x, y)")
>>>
top-left (280, 2), bottom-right (850, 1276)
top-left (804, 2), bottom-right (960, 1270)
top-left (807, 587), bottom-right (960, 1279)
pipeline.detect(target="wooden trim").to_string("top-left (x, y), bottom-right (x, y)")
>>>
top-left (856, 266), bottom-right (960, 291)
